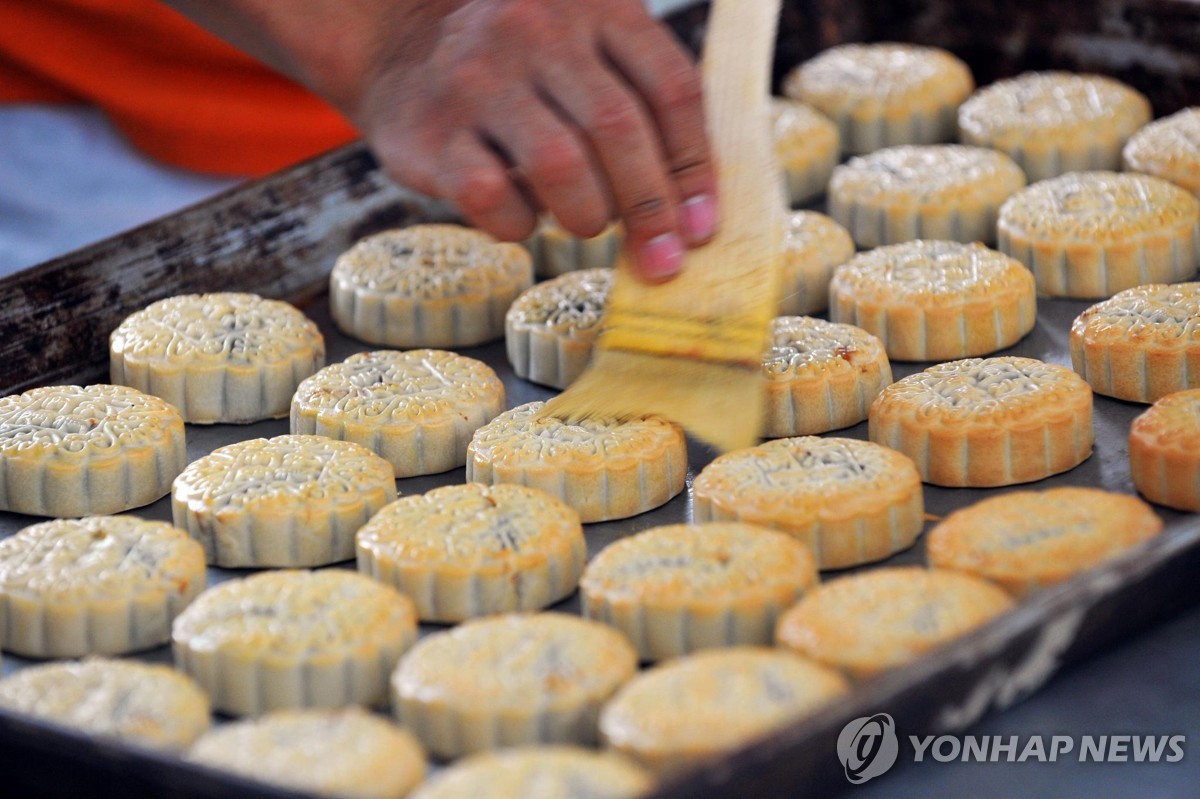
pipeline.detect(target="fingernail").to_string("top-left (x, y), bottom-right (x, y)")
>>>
top-left (640, 233), bottom-right (684, 281)
top-left (681, 194), bottom-right (718, 243)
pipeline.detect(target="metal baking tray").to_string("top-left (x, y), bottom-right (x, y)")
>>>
top-left (3, 4), bottom-right (1200, 796)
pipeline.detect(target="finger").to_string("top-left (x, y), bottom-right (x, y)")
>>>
top-left (481, 87), bottom-right (614, 239)
top-left (601, 18), bottom-right (718, 246)
top-left (538, 58), bottom-right (685, 282)
top-left (434, 129), bottom-right (538, 242)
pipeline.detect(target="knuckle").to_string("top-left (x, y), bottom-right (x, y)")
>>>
top-left (621, 192), bottom-right (671, 226)
top-left (449, 169), bottom-right (510, 217)
top-left (656, 64), bottom-right (703, 112)
top-left (527, 138), bottom-right (587, 186)
top-left (588, 93), bottom-right (642, 139)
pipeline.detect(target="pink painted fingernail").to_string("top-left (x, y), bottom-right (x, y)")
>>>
top-left (681, 194), bottom-right (718, 243)
top-left (640, 233), bottom-right (684, 281)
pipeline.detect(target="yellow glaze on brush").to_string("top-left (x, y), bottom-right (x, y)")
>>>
top-left (544, 0), bottom-right (783, 452)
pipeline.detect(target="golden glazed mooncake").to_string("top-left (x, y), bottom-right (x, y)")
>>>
top-left (775, 567), bottom-right (1014, 678)
top-left (778, 211), bottom-right (856, 316)
top-left (761, 316), bottom-right (891, 437)
top-left (869, 356), bottom-right (1094, 487)
top-left (959, 71), bottom-right (1152, 182)
top-left (1129, 389), bottom-right (1200, 511)
top-left (784, 43), bottom-right (973, 156)
top-left (998, 172), bottom-right (1199, 299)
top-left (829, 240), bottom-right (1036, 362)
top-left (829, 144), bottom-right (1026, 249)
top-left (927, 488), bottom-right (1162, 596)
top-left (1070, 283), bottom-right (1200, 403)
top-left (692, 436), bottom-right (924, 570)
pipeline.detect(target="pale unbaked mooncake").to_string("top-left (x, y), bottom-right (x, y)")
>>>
top-left (829, 144), bottom-right (1026, 249)
top-left (1123, 107), bottom-right (1200, 196)
top-left (1070, 283), bottom-right (1200, 403)
top-left (0, 658), bottom-right (210, 752)
top-left (958, 71), bottom-right (1152, 182)
top-left (466, 401), bottom-right (687, 523)
top-left (771, 98), bottom-right (840, 205)
top-left (392, 613), bottom-right (638, 759)
top-left (291, 348), bottom-right (504, 478)
top-left (692, 436), bottom-right (924, 570)
top-left (331, 224), bottom-right (533, 348)
top-left (1129, 388), bottom-right (1200, 511)
top-left (775, 567), bottom-right (1014, 678)
top-left (0, 516), bottom-right (205, 658)
top-left (172, 569), bottom-right (418, 716)
top-left (784, 42), bottom-right (974, 156)
top-left (778, 210), bottom-right (856, 316)
top-left (829, 239), bottom-right (1037, 362)
top-left (869, 356), bottom-right (1094, 487)
top-left (927, 488), bottom-right (1162, 596)
top-left (356, 483), bottom-right (586, 623)
top-left (581, 522), bottom-right (819, 661)
top-left (599, 647), bottom-right (848, 776)
top-left (761, 316), bottom-right (891, 438)
top-left (0, 383), bottom-right (186, 518)
top-left (172, 434), bottom-right (396, 568)
top-left (505, 268), bottom-right (613, 390)
top-left (187, 708), bottom-right (426, 799)
top-left (110, 292), bottom-right (324, 424)
top-left (998, 172), bottom-right (1199, 299)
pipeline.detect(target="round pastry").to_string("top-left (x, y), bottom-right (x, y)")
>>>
top-left (998, 171), bottom-right (1199, 299)
top-left (869, 356), bottom-right (1094, 487)
top-left (783, 43), bottom-right (974, 156)
top-left (828, 144), bottom-right (1026, 249)
top-left (0, 383), bottom-right (186, 518)
top-left (1129, 388), bottom-right (1200, 511)
top-left (580, 522), bottom-right (819, 661)
top-left (1070, 283), bottom-right (1200, 403)
top-left (927, 488), bottom-right (1163, 596)
top-left (172, 569), bottom-right (418, 716)
top-left (356, 483), bottom-right (587, 623)
top-left (599, 647), bottom-right (849, 776)
top-left (958, 71), bottom-right (1152, 182)
top-left (466, 401), bottom-right (687, 523)
top-left (829, 240), bottom-right (1037, 362)
top-left (691, 436), bottom-right (924, 570)
top-left (1123, 107), bottom-right (1200, 196)
top-left (110, 292), bottom-right (324, 424)
top-left (505, 268), bottom-right (613, 390)
top-left (290, 349), bottom-right (505, 478)
top-left (411, 746), bottom-right (652, 799)
top-left (523, 216), bottom-right (622, 278)
top-left (391, 613), bottom-right (638, 759)
top-left (0, 658), bottom-right (210, 751)
top-left (330, 224), bottom-right (533, 348)
top-left (771, 98), bottom-right (839, 205)
top-left (0, 516), bottom-right (205, 658)
top-left (778, 210), bottom-right (856, 316)
top-left (187, 708), bottom-right (426, 799)
top-left (775, 567), bottom-right (1014, 678)
top-left (172, 434), bottom-right (396, 568)
top-left (761, 316), bottom-right (891, 438)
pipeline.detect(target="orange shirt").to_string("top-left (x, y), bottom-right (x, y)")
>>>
top-left (0, 0), bottom-right (359, 176)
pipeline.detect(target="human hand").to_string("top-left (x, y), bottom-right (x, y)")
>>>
top-left (356, 0), bottom-right (718, 282)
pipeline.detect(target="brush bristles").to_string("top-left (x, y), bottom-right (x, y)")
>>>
top-left (543, 349), bottom-right (765, 452)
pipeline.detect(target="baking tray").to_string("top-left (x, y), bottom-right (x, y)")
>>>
top-left (3, 5), bottom-right (1200, 798)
